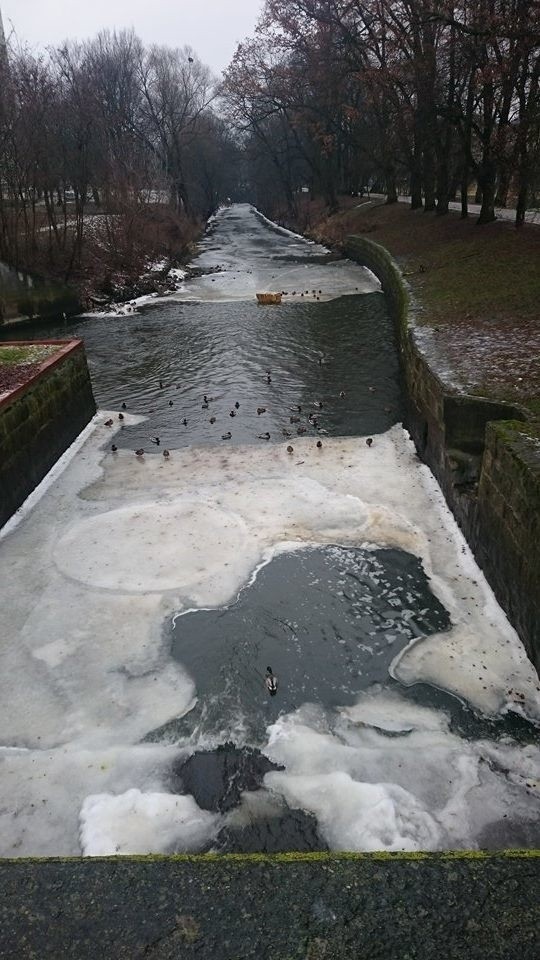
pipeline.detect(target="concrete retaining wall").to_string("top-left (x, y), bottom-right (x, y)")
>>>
top-left (345, 236), bottom-right (540, 672)
top-left (1, 851), bottom-right (538, 959)
top-left (0, 263), bottom-right (80, 325)
top-left (0, 340), bottom-right (96, 527)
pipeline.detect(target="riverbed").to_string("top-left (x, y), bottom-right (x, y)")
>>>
top-left (0, 204), bottom-right (539, 857)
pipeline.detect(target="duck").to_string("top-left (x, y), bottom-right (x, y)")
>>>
top-left (182, 418), bottom-right (188, 426)
top-left (314, 401), bottom-right (323, 409)
top-left (150, 437), bottom-right (160, 445)
top-left (287, 445), bottom-right (294, 454)
top-left (159, 380), bottom-right (164, 389)
top-left (339, 391), bottom-right (346, 398)
top-left (366, 437), bottom-right (373, 447)
top-left (222, 432), bottom-right (232, 440)
top-left (121, 402), bottom-right (127, 410)
top-left (230, 410), bottom-right (236, 418)
top-left (265, 666), bottom-right (278, 696)
top-left (235, 401), bottom-right (240, 409)
top-left (118, 413), bottom-right (125, 421)
top-left (266, 375), bottom-right (272, 384)
top-left (259, 432), bottom-right (271, 440)
top-left (317, 440), bottom-right (323, 449)
top-left (282, 429), bottom-right (292, 437)
top-left (104, 418), bottom-right (114, 427)
top-left (257, 407), bottom-right (266, 416)
top-left (135, 448), bottom-right (144, 457)
top-left (163, 449), bottom-right (170, 458)
top-left (168, 400), bottom-right (174, 407)
top-left (111, 444), bottom-right (118, 453)
top-left (202, 402), bottom-right (209, 409)
top-left (297, 426), bottom-right (307, 435)
top-left (290, 416), bottom-right (300, 424)
top-left (368, 386), bottom-right (375, 393)
top-left (209, 417), bottom-right (216, 424)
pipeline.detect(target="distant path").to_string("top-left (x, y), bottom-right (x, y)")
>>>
top-left (364, 194), bottom-right (540, 224)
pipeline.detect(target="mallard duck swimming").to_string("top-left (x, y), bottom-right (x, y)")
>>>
top-left (265, 667), bottom-right (278, 696)
top-left (230, 410), bottom-right (236, 418)
top-left (182, 418), bottom-right (188, 426)
top-left (210, 417), bottom-right (216, 424)
top-left (259, 432), bottom-right (271, 440)
top-left (121, 402), bottom-right (127, 410)
top-left (257, 407), bottom-right (266, 415)
top-left (222, 432), bottom-right (232, 440)
top-left (150, 437), bottom-right (160, 445)
top-left (235, 402), bottom-right (240, 409)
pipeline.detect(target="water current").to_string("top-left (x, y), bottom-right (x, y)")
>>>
top-left (1, 205), bottom-right (539, 856)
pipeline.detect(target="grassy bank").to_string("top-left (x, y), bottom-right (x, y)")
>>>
top-left (297, 199), bottom-right (540, 410)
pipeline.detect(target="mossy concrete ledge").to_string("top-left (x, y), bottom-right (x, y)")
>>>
top-left (0, 851), bottom-right (538, 959)
top-left (345, 236), bottom-right (540, 672)
top-left (0, 339), bottom-right (96, 528)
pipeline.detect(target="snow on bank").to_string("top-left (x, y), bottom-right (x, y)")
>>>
top-left (0, 416), bottom-right (538, 855)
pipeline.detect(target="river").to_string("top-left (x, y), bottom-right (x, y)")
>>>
top-left (0, 204), bottom-right (539, 856)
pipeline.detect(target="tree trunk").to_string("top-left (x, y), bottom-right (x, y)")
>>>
top-left (461, 162), bottom-right (469, 218)
top-left (410, 163), bottom-right (423, 209)
top-left (423, 145), bottom-right (437, 211)
top-left (477, 161), bottom-right (496, 224)
top-left (385, 167), bottom-right (398, 204)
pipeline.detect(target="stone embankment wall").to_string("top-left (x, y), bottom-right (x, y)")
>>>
top-left (345, 236), bottom-right (540, 672)
top-left (0, 340), bottom-right (96, 527)
top-left (0, 265), bottom-right (80, 326)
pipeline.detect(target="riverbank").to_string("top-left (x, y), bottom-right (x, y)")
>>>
top-left (0, 204), bottom-right (205, 326)
top-left (292, 198), bottom-right (540, 412)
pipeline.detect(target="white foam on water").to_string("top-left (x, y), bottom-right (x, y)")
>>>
top-left (0, 743), bottom-right (181, 857)
top-left (262, 689), bottom-right (540, 851)
top-left (265, 770), bottom-right (441, 852)
top-left (0, 412), bottom-right (538, 854)
top-left (80, 789), bottom-right (219, 856)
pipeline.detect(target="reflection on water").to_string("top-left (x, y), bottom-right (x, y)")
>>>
top-left (4, 294), bottom-right (402, 449)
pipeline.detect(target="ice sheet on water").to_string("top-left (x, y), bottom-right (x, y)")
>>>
top-left (80, 789), bottom-right (218, 856)
top-left (0, 414), bottom-right (539, 855)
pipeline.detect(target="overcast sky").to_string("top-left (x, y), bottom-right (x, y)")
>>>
top-left (1, 0), bottom-right (263, 73)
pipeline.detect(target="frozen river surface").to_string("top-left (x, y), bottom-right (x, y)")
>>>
top-left (0, 205), bottom-right (539, 856)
